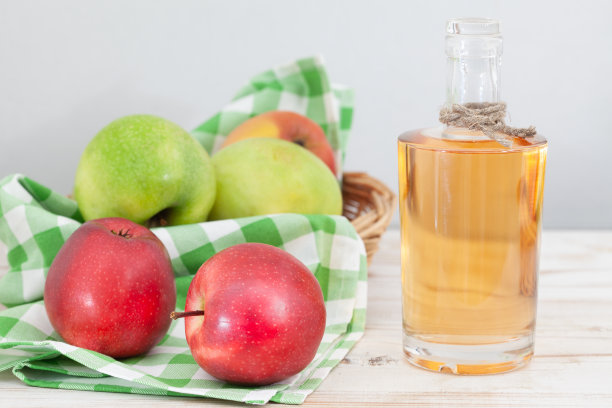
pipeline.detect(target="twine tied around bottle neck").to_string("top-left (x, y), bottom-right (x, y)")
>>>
top-left (439, 102), bottom-right (536, 147)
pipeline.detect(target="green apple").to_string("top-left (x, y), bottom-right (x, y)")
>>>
top-left (209, 138), bottom-right (342, 220)
top-left (74, 114), bottom-right (216, 225)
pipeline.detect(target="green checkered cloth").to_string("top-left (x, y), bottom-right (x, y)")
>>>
top-left (192, 55), bottom-right (354, 172)
top-left (0, 56), bottom-right (366, 404)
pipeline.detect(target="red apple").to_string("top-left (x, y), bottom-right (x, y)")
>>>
top-left (178, 243), bottom-right (326, 385)
top-left (44, 218), bottom-right (176, 358)
top-left (221, 111), bottom-right (337, 175)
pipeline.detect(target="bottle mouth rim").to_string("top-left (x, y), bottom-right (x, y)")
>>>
top-left (446, 18), bottom-right (500, 36)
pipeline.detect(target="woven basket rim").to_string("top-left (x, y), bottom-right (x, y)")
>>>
top-left (342, 172), bottom-right (396, 265)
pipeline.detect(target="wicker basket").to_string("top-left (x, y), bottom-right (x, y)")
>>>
top-left (342, 172), bottom-right (396, 265)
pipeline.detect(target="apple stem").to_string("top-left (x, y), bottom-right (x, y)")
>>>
top-left (170, 310), bottom-right (204, 320)
top-left (111, 228), bottom-right (133, 239)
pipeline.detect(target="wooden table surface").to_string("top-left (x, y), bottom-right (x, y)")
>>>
top-left (2, 229), bottom-right (612, 407)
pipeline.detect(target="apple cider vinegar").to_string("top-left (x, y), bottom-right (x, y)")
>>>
top-left (399, 19), bottom-right (547, 374)
top-left (398, 129), bottom-right (546, 374)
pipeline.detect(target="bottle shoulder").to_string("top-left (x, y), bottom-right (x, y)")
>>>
top-left (398, 127), bottom-right (547, 153)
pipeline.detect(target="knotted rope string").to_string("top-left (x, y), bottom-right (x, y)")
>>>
top-left (439, 102), bottom-right (536, 147)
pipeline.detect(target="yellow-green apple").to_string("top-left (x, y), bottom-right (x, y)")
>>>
top-left (44, 218), bottom-right (176, 358)
top-left (173, 243), bottom-right (326, 385)
top-left (221, 111), bottom-right (337, 175)
top-left (209, 138), bottom-right (342, 220)
top-left (74, 114), bottom-right (216, 226)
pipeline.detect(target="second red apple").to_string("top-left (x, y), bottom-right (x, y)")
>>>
top-left (178, 243), bottom-right (326, 385)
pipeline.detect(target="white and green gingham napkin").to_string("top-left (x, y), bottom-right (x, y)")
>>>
top-left (0, 56), bottom-right (366, 404)
top-left (192, 55), bottom-right (354, 172)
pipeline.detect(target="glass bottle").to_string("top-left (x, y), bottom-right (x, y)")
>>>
top-left (398, 18), bottom-right (547, 374)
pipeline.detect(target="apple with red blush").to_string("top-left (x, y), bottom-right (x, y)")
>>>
top-left (173, 243), bottom-right (326, 385)
top-left (44, 218), bottom-right (176, 358)
top-left (221, 110), bottom-right (337, 176)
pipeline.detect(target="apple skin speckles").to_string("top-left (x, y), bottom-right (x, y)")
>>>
top-left (183, 243), bottom-right (326, 386)
top-left (44, 217), bottom-right (176, 359)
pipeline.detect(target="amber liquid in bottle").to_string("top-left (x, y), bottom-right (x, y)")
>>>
top-left (399, 127), bottom-right (547, 374)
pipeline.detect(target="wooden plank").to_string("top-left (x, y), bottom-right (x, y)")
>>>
top-left (1, 229), bottom-right (611, 407)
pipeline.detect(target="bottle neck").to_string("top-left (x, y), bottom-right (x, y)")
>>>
top-left (445, 27), bottom-right (503, 105)
top-left (446, 55), bottom-right (501, 104)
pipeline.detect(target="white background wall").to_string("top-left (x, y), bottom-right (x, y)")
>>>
top-left (1, 0), bottom-right (610, 228)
